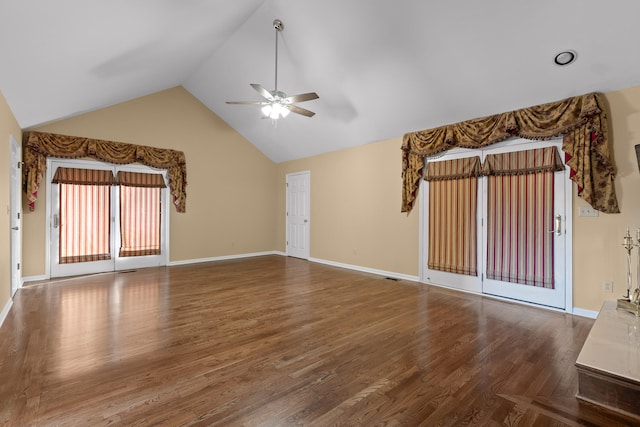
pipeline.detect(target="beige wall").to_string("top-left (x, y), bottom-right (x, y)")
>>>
top-left (0, 90), bottom-right (21, 311)
top-left (14, 84), bottom-right (640, 313)
top-left (23, 87), bottom-right (277, 276)
top-left (572, 87), bottom-right (640, 311)
top-left (275, 86), bottom-right (640, 312)
top-left (276, 138), bottom-right (420, 276)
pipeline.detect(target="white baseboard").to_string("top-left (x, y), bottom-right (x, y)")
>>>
top-left (308, 257), bottom-right (419, 282)
top-left (168, 251), bottom-right (282, 266)
top-left (571, 307), bottom-right (598, 319)
top-left (23, 274), bottom-right (48, 283)
top-left (10, 254), bottom-right (603, 322)
top-left (0, 298), bottom-right (13, 329)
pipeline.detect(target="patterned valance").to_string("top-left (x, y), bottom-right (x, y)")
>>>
top-left (483, 146), bottom-right (565, 177)
top-left (424, 156), bottom-right (482, 181)
top-left (52, 167), bottom-right (115, 185)
top-left (401, 92), bottom-right (619, 214)
top-left (24, 131), bottom-right (186, 212)
top-left (116, 171), bottom-right (166, 188)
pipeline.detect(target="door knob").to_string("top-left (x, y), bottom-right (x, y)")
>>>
top-left (11, 226), bottom-right (18, 230)
top-left (304, 219), bottom-right (308, 223)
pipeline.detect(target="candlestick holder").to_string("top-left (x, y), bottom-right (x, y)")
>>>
top-left (618, 228), bottom-right (640, 316)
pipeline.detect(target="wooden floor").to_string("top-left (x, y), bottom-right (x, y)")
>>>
top-left (0, 256), bottom-right (636, 426)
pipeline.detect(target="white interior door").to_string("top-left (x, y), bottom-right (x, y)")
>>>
top-left (421, 138), bottom-right (569, 310)
top-left (9, 135), bottom-right (22, 296)
top-left (286, 171), bottom-right (310, 259)
top-left (48, 159), bottom-right (169, 278)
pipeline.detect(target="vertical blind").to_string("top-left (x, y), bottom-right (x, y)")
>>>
top-left (52, 168), bottom-right (166, 264)
top-left (117, 171), bottom-right (165, 258)
top-left (424, 157), bottom-right (482, 276)
top-left (483, 147), bottom-right (564, 288)
top-left (52, 168), bottom-right (113, 264)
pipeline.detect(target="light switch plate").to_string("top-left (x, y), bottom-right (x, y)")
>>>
top-left (579, 206), bottom-right (599, 217)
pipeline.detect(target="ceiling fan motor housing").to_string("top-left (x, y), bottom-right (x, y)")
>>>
top-left (225, 18), bottom-right (318, 118)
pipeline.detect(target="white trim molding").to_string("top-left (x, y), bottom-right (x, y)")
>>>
top-left (0, 298), bottom-right (13, 329)
top-left (168, 251), bottom-right (283, 266)
top-left (572, 307), bottom-right (598, 319)
top-left (23, 275), bottom-right (48, 283)
top-left (309, 257), bottom-right (419, 282)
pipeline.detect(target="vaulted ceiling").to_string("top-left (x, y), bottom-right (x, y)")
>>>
top-left (2, 1), bottom-right (640, 162)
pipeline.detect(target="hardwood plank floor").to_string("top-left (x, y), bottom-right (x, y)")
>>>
top-left (0, 255), bottom-right (637, 426)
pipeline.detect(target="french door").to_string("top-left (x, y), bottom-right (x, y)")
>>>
top-left (48, 159), bottom-right (169, 278)
top-left (10, 135), bottom-right (22, 296)
top-left (421, 139), bottom-right (569, 309)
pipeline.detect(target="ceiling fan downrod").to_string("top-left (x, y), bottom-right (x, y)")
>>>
top-left (273, 19), bottom-right (283, 93)
top-left (225, 18), bottom-right (319, 119)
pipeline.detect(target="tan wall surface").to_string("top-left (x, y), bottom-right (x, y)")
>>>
top-left (0, 90), bottom-right (21, 311)
top-left (23, 87), bottom-right (277, 276)
top-left (276, 137), bottom-right (420, 276)
top-left (572, 87), bottom-right (640, 311)
top-left (276, 86), bottom-right (640, 313)
top-left (13, 83), bottom-right (640, 313)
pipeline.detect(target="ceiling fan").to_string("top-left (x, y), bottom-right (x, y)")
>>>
top-left (226, 19), bottom-right (319, 119)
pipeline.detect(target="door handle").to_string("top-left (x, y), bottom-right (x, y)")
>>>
top-left (53, 214), bottom-right (59, 228)
top-left (304, 219), bottom-right (308, 223)
top-left (11, 226), bottom-right (18, 231)
top-left (548, 215), bottom-right (561, 236)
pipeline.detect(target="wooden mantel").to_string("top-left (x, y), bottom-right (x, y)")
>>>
top-left (575, 301), bottom-right (640, 419)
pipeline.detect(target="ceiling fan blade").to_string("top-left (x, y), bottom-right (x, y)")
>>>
top-left (226, 101), bottom-right (269, 105)
top-left (285, 104), bottom-right (316, 117)
top-left (250, 84), bottom-right (274, 101)
top-left (283, 92), bottom-right (319, 103)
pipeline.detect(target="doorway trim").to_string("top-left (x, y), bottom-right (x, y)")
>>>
top-left (10, 135), bottom-right (22, 296)
top-left (418, 138), bottom-right (573, 313)
top-left (286, 171), bottom-right (311, 259)
top-left (45, 158), bottom-right (170, 278)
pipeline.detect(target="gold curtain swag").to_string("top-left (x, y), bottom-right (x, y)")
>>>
top-left (24, 131), bottom-right (186, 212)
top-left (401, 92), bottom-right (619, 214)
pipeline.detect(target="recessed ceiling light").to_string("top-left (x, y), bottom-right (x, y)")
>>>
top-left (554, 50), bottom-right (577, 66)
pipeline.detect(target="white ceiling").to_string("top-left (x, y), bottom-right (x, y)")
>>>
top-left (2, 1), bottom-right (640, 162)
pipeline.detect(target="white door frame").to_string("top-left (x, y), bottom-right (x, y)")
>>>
top-left (286, 171), bottom-right (311, 259)
top-left (418, 138), bottom-right (573, 312)
top-left (46, 158), bottom-right (170, 278)
top-left (9, 135), bottom-right (22, 296)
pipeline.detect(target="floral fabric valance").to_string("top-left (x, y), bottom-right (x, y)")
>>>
top-left (401, 92), bottom-right (619, 214)
top-left (24, 131), bottom-right (186, 212)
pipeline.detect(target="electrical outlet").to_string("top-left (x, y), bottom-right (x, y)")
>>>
top-left (602, 281), bottom-right (613, 293)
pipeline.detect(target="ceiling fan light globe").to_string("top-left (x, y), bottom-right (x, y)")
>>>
top-left (280, 106), bottom-right (290, 118)
top-left (261, 105), bottom-right (273, 116)
top-left (269, 103), bottom-right (281, 119)
top-left (269, 102), bottom-right (287, 119)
